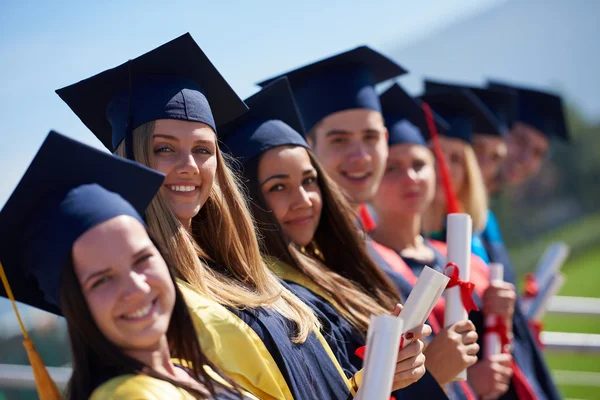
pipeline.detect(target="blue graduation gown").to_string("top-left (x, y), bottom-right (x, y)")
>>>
top-left (227, 280), bottom-right (352, 400)
top-left (481, 211), bottom-right (561, 400)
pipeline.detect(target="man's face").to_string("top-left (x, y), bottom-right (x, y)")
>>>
top-left (503, 122), bottom-right (550, 187)
top-left (309, 109), bottom-right (389, 207)
top-left (472, 134), bottom-right (508, 194)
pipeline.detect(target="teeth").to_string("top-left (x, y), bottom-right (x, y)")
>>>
top-left (169, 185), bottom-right (196, 192)
top-left (124, 303), bottom-right (153, 319)
top-left (346, 172), bottom-right (369, 179)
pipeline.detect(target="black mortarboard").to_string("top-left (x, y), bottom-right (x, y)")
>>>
top-left (380, 83), bottom-right (450, 146)
top-left (487, 80), bottom-right (569, 141)
top-left (0, 131), bottom-right (164, 314)
top-left (424, 79), bottom-right (517, 136)
top-left (257, 46), bottom-right (407, 132)
top-left (419, 89), bottom-right (502, 144)
top-left (56, 33), bottom-right (248, 152)
top-left (220, 77), bottom-right (309, 166)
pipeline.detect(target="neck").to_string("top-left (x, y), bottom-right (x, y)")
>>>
top-left (371, 209), bottom-right (422, 252)
top-left (179, 218), bottom-right (192, 231)
top-left (124, 335), bottom-right (177, 378)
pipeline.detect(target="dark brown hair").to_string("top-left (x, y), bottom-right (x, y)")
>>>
top-left (60, 236), bottom-right (243, 400)
top-left (242, 146), bottom-right (401, 334)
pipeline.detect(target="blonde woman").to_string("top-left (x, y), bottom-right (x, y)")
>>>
top-left (57, 33), bottom-right (352, 400)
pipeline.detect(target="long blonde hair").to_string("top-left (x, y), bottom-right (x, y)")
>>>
top-left (116, 121), bottom-right (318, 342)
top-left (422, 144), bottom-right (489, 233)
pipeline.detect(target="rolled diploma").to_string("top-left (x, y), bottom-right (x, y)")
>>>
top-left (484, 263), bottom-right (505, 358)
top-left (444, 213), bottom-right (472, 381)
top-left (529, 273), bottom-right (566, 321)
top-left (355, 315), bottom-right (404, 400)
top-left (397, 266), bottom-right (449, 348)
top-left (534, 242), bottom-right (569, 291)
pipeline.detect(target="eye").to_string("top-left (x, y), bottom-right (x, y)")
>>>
top-left (385, 164), bottom-right (397, 173)
top-left (154, 146), bottom-right (173, 154)
top-left (330, 136), bottom-right (346, 145)
top-left (193, 147), bottom-right (212, 155)
top-left (91, 275), bottom-right (112, 289)
top-left (412, 160), bottom-right (426, 170)
top-left (269, 184), bottom-right (285, 193)
top-left (135, 253), bottom-right (153, 266)
top-left (303, 176), bottom-right (318, 186)
top-left (364, 132), bottom-right (380, 142)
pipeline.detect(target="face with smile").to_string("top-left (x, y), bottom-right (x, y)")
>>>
top-left (151, 119), bottom-right (218, 227)
top-left (503, 122), bottom-right (550, 187)
top-left (472, 134), bottom-right (507, 193)
top-left (72, 215), bottom-right (175, 353)
top-left (258, 146), bottom-right (323, 247)
top-left (309, 109), bottom-right (388, 207)
top-left (373, 143), bottom-right (436, 217)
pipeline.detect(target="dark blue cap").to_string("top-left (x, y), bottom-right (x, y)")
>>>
top-left (220, 77), bottom-right (309, 166)
top-left (380, 83), bottom-right (450, 146)
top-left (424, 79), bottom-right (516, 136)
top-left (487, 80), bottom-right (569, 141)
top-left (56, 33), bottom-right (248, 152)
top-left (419, 89), bottom-right (502, 144)
top-left (0, 131), bottom-right (164, 315)
top-left (257, 46), bottom-right (407, 132)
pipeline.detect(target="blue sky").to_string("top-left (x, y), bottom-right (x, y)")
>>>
top-left (0, 0), bottom-right (504, 208)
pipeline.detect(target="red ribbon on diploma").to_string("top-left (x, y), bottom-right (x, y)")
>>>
top-left (444, 262), bottom-right (479, 313)
top-left (486, 315), bottom-right (511, 353)
top-left (523, 273), bottom-right (539, 298)
top-left (354, 335), bottom-right (406, 360)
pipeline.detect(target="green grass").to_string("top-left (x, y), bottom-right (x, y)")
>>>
top-left (508, 214), bottom-right (600, 399)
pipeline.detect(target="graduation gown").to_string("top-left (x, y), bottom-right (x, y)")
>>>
top-left (368, 239), bottom-right (479, 400)
top-left (90, 366), bottom-right (258, 400)
top-left (481, 211), bottom-right (561, 400)
top-left (179, 279), bottom-right (352, 400)
top-left (269, 256), bottom-right (448, 400)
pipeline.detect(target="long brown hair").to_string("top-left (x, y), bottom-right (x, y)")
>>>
top-left (115, 122), bottom-right (318, 343)
top-left (61, 236), bottom-right (243, 400)
top-left (242, 146), bottom-right (401, 334)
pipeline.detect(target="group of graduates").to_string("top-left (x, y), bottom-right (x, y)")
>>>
top-left (0, 32), bottom-right (569, 399)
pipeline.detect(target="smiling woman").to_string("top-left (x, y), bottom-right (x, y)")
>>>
top-left (0, 131), bottom-right (252, 400)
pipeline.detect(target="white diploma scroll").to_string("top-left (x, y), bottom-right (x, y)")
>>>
top-left (529, 273), bottom-right (566, 321)
top-left (484, 263), bottom-right (505, 358)
top-left (534, 242), bottom-right (570, 292)
top-left (444, 213), bottom-right (473, 381)
top-left (355, 315), bottom-right (405, 400)
top-left (397, 266), bottom-right (449, 348)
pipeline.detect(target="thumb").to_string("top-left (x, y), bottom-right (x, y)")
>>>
top-left (392, 303), bottom-right (403, 317)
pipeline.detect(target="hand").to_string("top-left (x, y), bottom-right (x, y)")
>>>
top-left (391, 324), bottom-right (431, 390)
top-left (424, 320), bottom-right (479, 385)
top-left (467, 353), bottom-right (513, 398)
top-left (483, 282), bottom-right (516, 322)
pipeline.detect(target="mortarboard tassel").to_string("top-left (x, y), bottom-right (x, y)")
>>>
top-left (0, 261), bottom-right (61, 400)
top-left (422, 102), bottom-right (461, 214)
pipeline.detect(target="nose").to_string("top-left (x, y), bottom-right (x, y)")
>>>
top-left (175, 152), bottom-right (200, 175)
top-left (291, 187), bottom-right (313, 211)
top-left (122, 271), bottom-right (151, 302)
top-left (347, 143), bottom-right (371, 166)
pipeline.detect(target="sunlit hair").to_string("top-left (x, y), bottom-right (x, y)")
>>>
top-left (115, 122), bottom-right (318, 343)
top-left (243, 147), bottom-right (401, 334)
top-left (422, 142), bottom-right (489, 234)
top-left (61, 235), bottom-right (244, 400)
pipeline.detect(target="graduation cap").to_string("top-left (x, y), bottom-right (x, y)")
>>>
top-left (424, 79), bottom-right (516, 136)
top-left (419, 89), bottom-right (502, 144)
top-left (380, 83), bottom-right (450, 146)
top-left (0, 131), bottom-right (164, 315)
top-left (487, 80), bottom-right (569, 141)
top-left (56, 33), bottom-right (248, 152)
top-left (257, 46), bottom-right (407, 132)
top-left (220, 77), bottom-right (309, 166)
